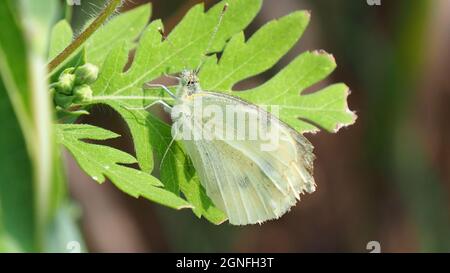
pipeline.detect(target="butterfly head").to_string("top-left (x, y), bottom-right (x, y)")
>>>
top-left (179, 70), bottom-right (200, 97)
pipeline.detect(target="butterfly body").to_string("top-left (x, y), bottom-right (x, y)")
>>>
top-left (170, 70), bottom-right (316, 225)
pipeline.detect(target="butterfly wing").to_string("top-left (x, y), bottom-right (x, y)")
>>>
top-left (172, 92), bottom-right (316, 225)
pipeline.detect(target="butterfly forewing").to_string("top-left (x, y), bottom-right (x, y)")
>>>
top-left (172, 91), bottom-right (316, 225)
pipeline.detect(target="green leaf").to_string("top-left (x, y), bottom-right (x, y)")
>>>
top-left (142, 111), bottom-right (227, 223)
top-left (87, 0), bottom-right (260, 223)
top-left (89, 0), bottom-right (260, 176)
top-left (235, 52), bottom-right (356, 133)
top-left (18, 0), bottom-right (65, 240)
top-left (0, 77), bottom-right (34, 252)
top-left (0, 1), bottom-right (33, 129)
top-left (92, 0), bottom-right (261, 101)
top-left (47, 3), bottom-right (149, 77)
top-left (91, 44), bottom-right (156, 173)
top-left (84, 4), bottom-right (152, 68)
top-left (0, 234), bottom-right (21, 253)
top-left (48, 20), bottom-right (73, 60)
top-left (48, 21), bottom-right (86, 83)
top-left (199, 12), bottom-right (356, 133)
top-left (71, 0), bottom-right (355, 224)
top-left (0, 0), bottom-right (62, 251)
top-left (56, 124), bottom-right (191, 210)
top-left (105, 101), bottom-right (226, 224)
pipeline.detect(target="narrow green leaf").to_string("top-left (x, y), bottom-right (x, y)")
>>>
top-left (0, 78), bottom-right (35, 252)
top-left (0, 0), bottom-right (59, 251)
top-left (0, 1), bottom-right (33, 131)
top-left (19, 0), bottom-right (63, 251)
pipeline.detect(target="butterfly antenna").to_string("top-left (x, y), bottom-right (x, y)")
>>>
top-left (158, 27), bottom-right (190, 71)
top-left (195, 3), bottom-right (228, 73)
top-left (160, 137), bottom-right (176, 169)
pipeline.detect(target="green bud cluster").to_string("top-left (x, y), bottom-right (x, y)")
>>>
top-left (52, 63), bottom-right (99, 109)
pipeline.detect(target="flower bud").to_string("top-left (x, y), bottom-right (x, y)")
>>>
top-left (57, 68), bottom-right (76, 95)
top-left (73, 84), bottom-right (93, 103)
top-left (74, 63), bottom-right (99, 85)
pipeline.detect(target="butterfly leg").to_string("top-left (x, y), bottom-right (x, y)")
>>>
top-left (124, 99), bottom-right (172, 112)
top-left (158, 99), bottom-right (173, 114)
top-left (163, 72), bottom-right (180, 81)
top-left (144, 83), bottom-right (176, 99)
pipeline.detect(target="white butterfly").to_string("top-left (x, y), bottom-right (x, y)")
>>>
top-left (164, 70), bottom-right (316, 225)
top-left (135, 2), bottom-right (316, 225)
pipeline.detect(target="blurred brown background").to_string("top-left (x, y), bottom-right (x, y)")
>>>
top-left (66, 0), bottom-right (450, 252)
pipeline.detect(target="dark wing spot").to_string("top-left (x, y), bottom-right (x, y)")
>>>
top-left (238, 176), bottom-right (250, 188)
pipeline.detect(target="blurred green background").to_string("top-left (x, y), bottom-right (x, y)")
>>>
top-left (2, 0), bottom-right (450, 252)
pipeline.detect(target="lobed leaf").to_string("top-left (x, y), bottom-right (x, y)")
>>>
top-left (87, 0), bottom-right (261, 222)
top-left (199, 12), bottom-right (356, 133)
top-left (56, 124), bottom-right (191, 210)
top-left (84, 4), bottom-right (151, 68)
top-left (51, 0), bottom-right (357, 224)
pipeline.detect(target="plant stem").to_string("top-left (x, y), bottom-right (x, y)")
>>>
top-left (47, 0), bottom-right (122, 72)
